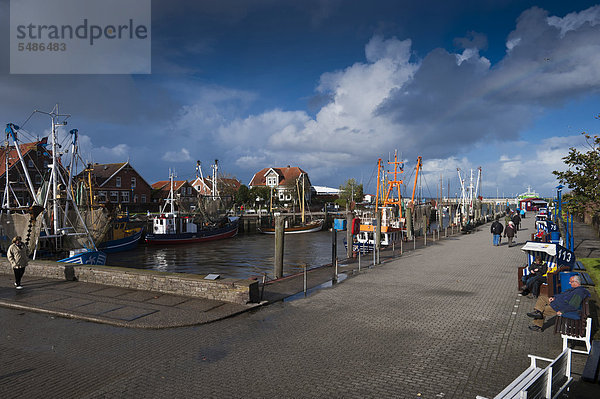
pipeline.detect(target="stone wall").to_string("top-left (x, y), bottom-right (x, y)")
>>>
top-left (1, 260), bottom-right (259, 304)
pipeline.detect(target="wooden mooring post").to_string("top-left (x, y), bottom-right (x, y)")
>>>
top-left (332, 225), bottom-right (338, 283)
top-left (274, 215), bottom-right (284, 279)
top-left (346, 211), bottom-right (353, 259)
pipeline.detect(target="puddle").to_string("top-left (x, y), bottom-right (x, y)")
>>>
top-left (284, 272), bottom-right (348, 302)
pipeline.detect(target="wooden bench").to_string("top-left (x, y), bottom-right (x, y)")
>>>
top-left (554, 297), bottom-right (592, 354)
top-left (582, 340), bottom-right (600, 383)
top-left (476, 349), bottom-right (572, 399)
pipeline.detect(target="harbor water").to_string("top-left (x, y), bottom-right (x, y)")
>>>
top-left (106, 230), bottom-right (348, 279)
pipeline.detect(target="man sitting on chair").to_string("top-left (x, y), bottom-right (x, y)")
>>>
top-left (526, 275), bottom-right (590, 331)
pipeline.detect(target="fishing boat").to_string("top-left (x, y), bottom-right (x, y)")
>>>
top-left (5, 106), bottom-right (106, 265)
top-left (145, 172), bottom-right (239, 245)
top-left (97, 216), bottom-right (144, 253)
top-left (354, 153), bottom-right (406, 252)
top-left (258, 219), bottom-right (323, 234)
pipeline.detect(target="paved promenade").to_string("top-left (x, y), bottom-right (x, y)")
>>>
top-left (0, 216), bottom-right (597, 398)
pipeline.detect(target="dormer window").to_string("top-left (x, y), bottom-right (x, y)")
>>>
top-left (267, 176), bottom-right (277, 187)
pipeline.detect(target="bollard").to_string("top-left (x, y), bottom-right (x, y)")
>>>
top-left (413, 235), bottom-right (416, 250)
top-left (332, 226), bottom-right (338, 283)
top-left (303, 265), bottom-right (307, 296)
top-left (358, 250), bottom-right (361, 272)
top-left (274, 215), bottom-right (285, 279)
top-left (445, 227), bottom-right (447, 238)
top-left (400, 234), bottom-right (403, 254)
top-left (424, 230), bottom-right (427, 246)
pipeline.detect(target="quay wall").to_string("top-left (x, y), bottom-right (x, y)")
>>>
top-left (1, 260), bottom-right (259, 304)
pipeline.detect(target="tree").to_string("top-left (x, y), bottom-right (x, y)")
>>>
top-left (336, 178), bottom-right (364, 206)
top-left (552, 119), bottom-right (600, 214)
top-left (248, 186), bottom-right (271, 208)
top-left (234, 184), bottom-right (250, 205)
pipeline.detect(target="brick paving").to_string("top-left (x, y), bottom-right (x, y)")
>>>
top-left (0, 216), bottom-right (597, 398)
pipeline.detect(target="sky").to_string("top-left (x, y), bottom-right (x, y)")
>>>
top-left (1, 0), bottom-right (599, 199)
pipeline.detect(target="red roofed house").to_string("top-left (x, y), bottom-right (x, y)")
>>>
top-left (0, 138), bottom-right (51, 208)
top-left (77, 162), bottom-right (153, 210)
top-left (152, 179), bottom-right (197, 208)
top-left (248, 166), bottom-right (312, 204)
top-left (190, 176), bottom-right (241, 197)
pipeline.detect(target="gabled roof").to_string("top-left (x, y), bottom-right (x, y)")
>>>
top-left (249, 166), bottom-right (309, 187)
top-left (83, 161), bottom-right (151, 189)
top-left (152, 180), bottom-right (191, 192)
top-left (190, 176), bottom-right (213, 191)
top-left (0, 138), bottom-right (48, 177)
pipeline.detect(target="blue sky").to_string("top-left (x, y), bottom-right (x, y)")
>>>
top-left (1, 0), bottom-right (599, 198)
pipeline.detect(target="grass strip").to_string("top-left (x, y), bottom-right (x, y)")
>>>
top-left (579, 258), bottom-right (600, 297)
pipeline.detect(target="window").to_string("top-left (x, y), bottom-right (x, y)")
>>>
top-left (133, 194), bottom-right (138, 203)
top-left (279, 191), bottom-right (285, 201)
top-left (187, 187), bottom-right (192, 195)
top-left (267, 176), bottom-right (277, 187)
top-left (141, 194), bottom-right (147, 203)
top-left (28, 160), bottom-right (34, 168)
top-left (98, 191), bottom-right (107, 202)
top-left (115, 177), bottom-right (121, 188)
top-left (181, 188), bottom-right (185, 195)
top-left (121, 191), bottom-right (129, 203)
top-left (131, 177), bottom-right (136, 188)
top-left (110, 191), bottom-right (118, 203)
top-left (35, 174), bottom-right (42, 185)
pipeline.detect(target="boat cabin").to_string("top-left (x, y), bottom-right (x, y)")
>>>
top-left (152, 213), bottom-right (198, 235)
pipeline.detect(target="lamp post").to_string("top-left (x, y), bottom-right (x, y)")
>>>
top-left (556, 184), bottom-right (564, 220)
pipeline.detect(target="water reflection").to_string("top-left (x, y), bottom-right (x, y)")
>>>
top-left (107, 230), bottom-right (347, 279)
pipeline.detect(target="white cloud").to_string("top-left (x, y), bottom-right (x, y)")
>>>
top-left (162, 148), bottom-right (192, 162)
top-left (547, 5), bottom-right (600, 37)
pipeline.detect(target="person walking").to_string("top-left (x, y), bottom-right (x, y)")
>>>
top-left (504, 221), bottom-right (517, 247)
top-left (512, 212), bottom-right (521, 231)
top-left (490, 217), bottom-right (503, 246)
top-left (8, 236), bottom-right (29, 290)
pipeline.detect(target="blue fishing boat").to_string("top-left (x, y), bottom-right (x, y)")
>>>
top-left (58, 249), bottom-right (107, 265)
top-left (98, 227), bottom-right (143, 253)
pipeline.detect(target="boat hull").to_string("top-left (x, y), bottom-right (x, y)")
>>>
top-left (98, 228), bottom-right (143, 253)
top-left (145, 221), bottom-right (239, 245)
top-left (58, 250), bottom-right (107, 265)
top-left (258, 220), bottom-right (323, 234)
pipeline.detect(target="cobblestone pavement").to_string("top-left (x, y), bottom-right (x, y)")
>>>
top-left (0, 217), bottom-right (594, 398)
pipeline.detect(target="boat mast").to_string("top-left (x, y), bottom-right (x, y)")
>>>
top-left (383, 150), bottom-right (404, 218)
top-left (63, 129), bottom-right (78, 228)
top-left (211, 159), bottom-right (219, 198)
top-left (3, 132), bottom-right (9, 210)
top-left (375, 158), bottom-right (382, 212)
top-left (5, 124), bottom-right (40, 207)
top-left (162, 170), bottom-right (176, 214)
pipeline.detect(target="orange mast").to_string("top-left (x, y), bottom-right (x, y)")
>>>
top-left (411, 156), bottom-right (422, 204)
top-left (382, 150), bottom-right (404, 218)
